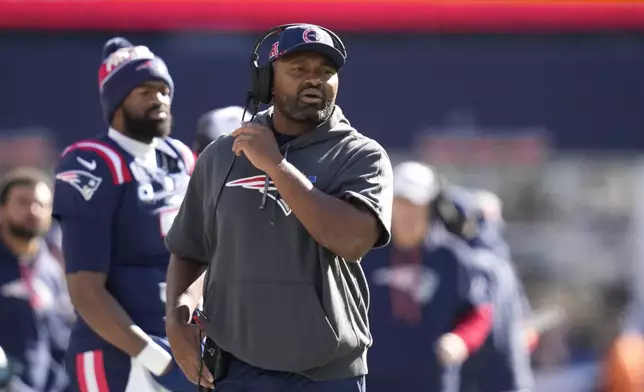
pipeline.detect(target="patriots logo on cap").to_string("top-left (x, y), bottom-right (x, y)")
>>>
top-left (56, 170), bottom-right (103, 201)
top-left (269, 42), bottom-right (280, 59)
top-left (302, 28), bottom-right (323, 43)
top-left (226, 174), bottom-right (317, 216)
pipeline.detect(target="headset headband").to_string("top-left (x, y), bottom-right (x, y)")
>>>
top-left (250, 23), bottom-right (347, 65)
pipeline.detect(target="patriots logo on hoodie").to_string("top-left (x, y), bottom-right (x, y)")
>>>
top-left (226, 175), bottom-right (291, 216)
top-left (226, 175), bottom-right (317, 216)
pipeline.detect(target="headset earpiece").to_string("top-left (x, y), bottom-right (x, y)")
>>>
top-left (432, 193), bottom-right (468, 238)
top-left (422, 165), bottom-right (482, 240)
top-left (248, 24), bottom-right (297, 108)
top-left (255, 63), bottom-right (274, 105)
top-left (250, 51), bottom-right (275, 106)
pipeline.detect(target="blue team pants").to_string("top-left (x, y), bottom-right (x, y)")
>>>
top-left (214, 357), bottom-right (366, 392)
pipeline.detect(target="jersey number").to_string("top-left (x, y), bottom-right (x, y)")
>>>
top-left (159, 208), bottom-right (180, 237)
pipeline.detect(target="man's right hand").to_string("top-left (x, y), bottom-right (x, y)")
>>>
top-left (166, 321), bottom-right (215, 389)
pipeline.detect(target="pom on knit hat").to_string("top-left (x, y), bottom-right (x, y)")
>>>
top-left (102, 37), bottom-right (133, 60)
top-left (98, 37), bottom-right (174, 124)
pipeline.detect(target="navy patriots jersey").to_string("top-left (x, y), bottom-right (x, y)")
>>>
top-left (364, 237), bottom-right (494, 392)
top-left (52, 134), bottom-right (194, 351)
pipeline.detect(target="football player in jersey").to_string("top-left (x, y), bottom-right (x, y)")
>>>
top-left (52, 37), bottom-right (196, 392)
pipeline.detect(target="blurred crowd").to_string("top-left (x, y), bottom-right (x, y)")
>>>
top-left (2, 22), bottom-right (644, 392)
top-left (0, 121), bottom-right (641, 391)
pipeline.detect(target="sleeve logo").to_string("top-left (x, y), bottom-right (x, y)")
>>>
top-left (76, 156), bottom-right (97, 171)
top-left (56, 170), bottom-right (103, 201)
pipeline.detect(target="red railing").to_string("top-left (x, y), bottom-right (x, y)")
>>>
top-left (2, 1), bottom-right (644, 32)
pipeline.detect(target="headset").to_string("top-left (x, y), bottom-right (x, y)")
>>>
top-left (432, 192), bottom-right (482, 240)
top-left (246, 23), bottom-right (348, 113)
top-left (427, 169), bottom-right (483, 240)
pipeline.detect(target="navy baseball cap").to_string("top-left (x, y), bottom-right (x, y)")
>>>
top-left (268, 25), bottom-right (346, 70)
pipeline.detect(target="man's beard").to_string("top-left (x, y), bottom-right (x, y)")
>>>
top-left (123, 107), bottom-right (172, 141)
top-left (274, 91), bottom-right (334, 125)
top-left (6, 221), bottom-right (42, 240)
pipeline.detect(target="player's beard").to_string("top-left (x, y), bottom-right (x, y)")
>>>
top-left (274, 90), bottom-right (334, 125)
top-left (6, 221), bottom-right (42, 240)
top-left (123, 106), bottom-right (172, 141)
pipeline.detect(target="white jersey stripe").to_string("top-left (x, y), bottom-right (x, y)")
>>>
top-left (82, 351), bottom-right (101, 392)
top-left (168, 139), bottom-right (196, 174)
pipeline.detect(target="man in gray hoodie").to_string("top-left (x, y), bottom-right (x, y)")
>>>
top-left (164, 24), bottom-right (394, 391)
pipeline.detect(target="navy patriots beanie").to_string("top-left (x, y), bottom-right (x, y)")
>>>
top-left (98, 37), bottom-right (174, 124)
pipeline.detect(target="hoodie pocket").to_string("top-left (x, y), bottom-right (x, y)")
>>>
top-left (207, 282), bottom-right (340, 373)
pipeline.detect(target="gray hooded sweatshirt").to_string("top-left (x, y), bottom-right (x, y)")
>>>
top-left (165, 106), bottom-right (393, 381)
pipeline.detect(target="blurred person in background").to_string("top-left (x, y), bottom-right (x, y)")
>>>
top-left (0, 168), bottom-right (73, 392)
top-left (52, 37), bottom-right (196, 392)
top-left (364, 161), bottom-right (494, 392)
top-left (455, 188), bottom-right (535, 392)
top-left (364, 162), bottom-right (533, 392)
top-left (470, 188), bottom-right (538, 352)
top-left (193, 106), bottom-right (249, 155)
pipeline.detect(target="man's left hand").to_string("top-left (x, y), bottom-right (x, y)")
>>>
top-left (231, 124), bottom-right (283, 173)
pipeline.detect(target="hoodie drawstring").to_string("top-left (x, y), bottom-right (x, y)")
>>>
top-left (259, 145), bottom-right (290, 226)
top-left (259, 176), bottom-right (270, 210)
